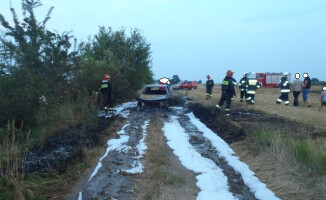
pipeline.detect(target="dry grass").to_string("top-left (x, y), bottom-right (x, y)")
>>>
top-left (231, 138), bottom-right (326, 200)
top-left (177, 86), bottom-right (326, 131)
top-left (133, 115), bottom-right (198, 200)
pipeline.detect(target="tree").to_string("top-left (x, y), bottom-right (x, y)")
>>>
top-left (197, 80), bottom-right (202, 84)
top-left (171, 75), bottom-right (180, 84)
top-left (0, 0), bottom-right (77, 126)
top-left (74, 26), bottom-right (153, 103)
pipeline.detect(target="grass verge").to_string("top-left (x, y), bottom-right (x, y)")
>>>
top-left (133, 115), bottom-right (198, 200)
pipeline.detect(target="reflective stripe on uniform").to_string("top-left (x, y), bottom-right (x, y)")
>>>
top-left (281, 89), bottom-right (290, 93)
top-left (285, 101), bottom-right (289, 104)
top-left (240, 89), bottom-right (245, 91)
top-left (101, 84), bottom-right (108, 88)
top-left (216, 105), bottom-right (221, 109)
top-left (246, 97), bottom-right (252, 100)
top-left (277, 99), bottom-right (282, 102)
top-left (249, 80), bottom-right (257, 85)
top-left (247, 90), bottom-right (256, 94)
top-left (222, 80), bottom-right (229, 85)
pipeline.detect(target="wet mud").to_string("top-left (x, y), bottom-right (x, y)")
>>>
top-left (188, 102), bottom-right (246, 144)
top-left (170, 109), bottom-right (257, 200)
top-left (72, 109), bottom-right (155, 200)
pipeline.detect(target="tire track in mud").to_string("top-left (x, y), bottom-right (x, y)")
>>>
top-left (76, 109), bottom-right (151, 200)
top-left (174, 113), bottom-right (256, 200)
top-left (167, 107), bottom-right (279, 200)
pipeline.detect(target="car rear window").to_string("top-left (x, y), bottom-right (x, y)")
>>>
top-left (143, 87), bottom-right (167, 95)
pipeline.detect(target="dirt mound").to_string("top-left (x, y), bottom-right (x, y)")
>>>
top-left (24, 117), bottom-right (114, 174)
top-left (188, 102), bottom-right (246, 144)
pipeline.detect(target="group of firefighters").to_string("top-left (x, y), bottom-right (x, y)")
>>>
top-left (206, 70), bottom-right (292, 116)
top-left (99, 70), bottom-right (294, 116)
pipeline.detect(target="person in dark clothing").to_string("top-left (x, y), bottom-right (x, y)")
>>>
top-left (101, 74), bottom-right (113, 115)
top-left (205, 75), bottom-right (214, 100)
top-left (276, 72), bottom-right (291, 105)
top-left (302, 72), bottom-right (312, 107)
top-left (291, 73), bottom-right (303, 106)
top-left (239, 73), bottom-right (248, 102)
top-left (216, 70), bottom-right (236, 116)
top-left (245, 72), bottom-right (260, 104)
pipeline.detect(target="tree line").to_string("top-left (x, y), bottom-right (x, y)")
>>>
top-left (0, 0), bottom-right (153, 128)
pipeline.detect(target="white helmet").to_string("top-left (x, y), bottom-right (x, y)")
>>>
top-left (283, 72), bottom-right (289, 76)
top-left (249, 72), bottom-right (256, 79)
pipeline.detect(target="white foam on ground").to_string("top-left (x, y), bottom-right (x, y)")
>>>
top-left (78, 192), bottom-right (82, 200)
top-left (187, 112), bottom-right (281, 200)
top-left (124, 120), bottom-right (150, 174)
top-left (97, 101), bottom-right (137, 118)
top-left (163, 116), bottom-right (236, 200)
top-left (88, 124), bottom-right (130, 181)
top-left (114, 101), bottom-right (137, 117)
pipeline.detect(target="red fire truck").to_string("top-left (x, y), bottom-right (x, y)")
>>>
top-left (255, 73), bottom-right (291, 88)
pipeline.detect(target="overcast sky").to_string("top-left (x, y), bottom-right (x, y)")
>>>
top-left (1, 0), bottom-right (325, 82)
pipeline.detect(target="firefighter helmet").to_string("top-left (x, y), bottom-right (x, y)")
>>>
top-left (243, 72), bottom-right (248, 77)
top-left (226, 70), bottom-right (234, 77)
top-left (104, 74), bottom-right (111, 80)
top-left (283, 72), bottom-right (289, 76)
top-left (206, 75), bottom-right (211, 79)
top-left (249, 72), bottom-right (256, 79)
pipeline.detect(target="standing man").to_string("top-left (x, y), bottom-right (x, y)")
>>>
top-left (319, 86), bottom-right (326, 111)
top-left (216, 70), bottom-right (236, 116)
top-left (302, 72), bottom-right (312, 107)
top-left (239, 73), bottom-right (248, 102)
top-left (101, 74), bottom-right (113, 115)
top-left (205, 75), bottom-right (214, 100)
top-left (276, 72), bottom-right (291, 106)
top-left (291, 73), bottom-right (303, 106)
top-left (245, 72), bottom-right (260, 104)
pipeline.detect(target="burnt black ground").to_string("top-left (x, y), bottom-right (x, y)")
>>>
top-left (24, 116), bottom-right (114, 173)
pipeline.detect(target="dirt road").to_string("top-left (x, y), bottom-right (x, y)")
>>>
top-left (68, 102), bottom-right (280, 200)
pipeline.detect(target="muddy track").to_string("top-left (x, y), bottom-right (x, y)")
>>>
top-left (69, 100), bottom-right (283, 199)
top-left (76, 110), bottom-right (153, 200)
top-left (174, 113), bottom-right (256, 200)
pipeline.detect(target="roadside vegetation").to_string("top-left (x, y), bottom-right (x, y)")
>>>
top-left (0, 0), bottom-right (153, 199)
top-left (177, 85), bottom-right (326, 199)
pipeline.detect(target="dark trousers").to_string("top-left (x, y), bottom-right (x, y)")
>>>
top-left (218, 91), bottom-right (232, 109)
top-left (278, 93), bottom-right (289, 102)
top-left (206, 87), bottom-right (213, 95)
top-left (103, 92), bottom-right (112, 108)
top-left (240, 90), bottom-right (246, 99)
top-left (293, 91), bottom-right (300, 106)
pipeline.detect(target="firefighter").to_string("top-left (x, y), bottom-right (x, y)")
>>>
top-left (216, 70), bottom-right (236, 116)
top-left (101, 74), bottom-right (113, 115)
top-left (205, 75), bottom-right (214, 100)
top-left (276, 72), bottom-right (291, 105)
top-left (239, 73), bottom-right (248, 102)
top-left (245, 72), bottom-right (260, 104)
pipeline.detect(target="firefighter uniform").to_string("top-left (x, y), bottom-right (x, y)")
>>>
top-left (216, 70), bottom-right (236, 116)
top-left (245, 74), bottom-right (260, 104)
top-left (206, 76), bottom-right (214, 100)
top-left (101, 74), bottom-right (113, 114)
top-left (276, 75), bottom-right (291, 105)
top-left (239, 73), bottom-right (248, 102)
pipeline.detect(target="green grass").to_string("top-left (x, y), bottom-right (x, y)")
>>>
top-left (253, 130), bottom-right (326, 175)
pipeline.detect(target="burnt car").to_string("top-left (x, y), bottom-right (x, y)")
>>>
top-left (137, 84), bottom-right (170, 110)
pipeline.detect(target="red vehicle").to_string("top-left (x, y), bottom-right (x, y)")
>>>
top-left (255, 73), bottom-right (291, 88)
top-left (172, 80), bottom-right (198, 90)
